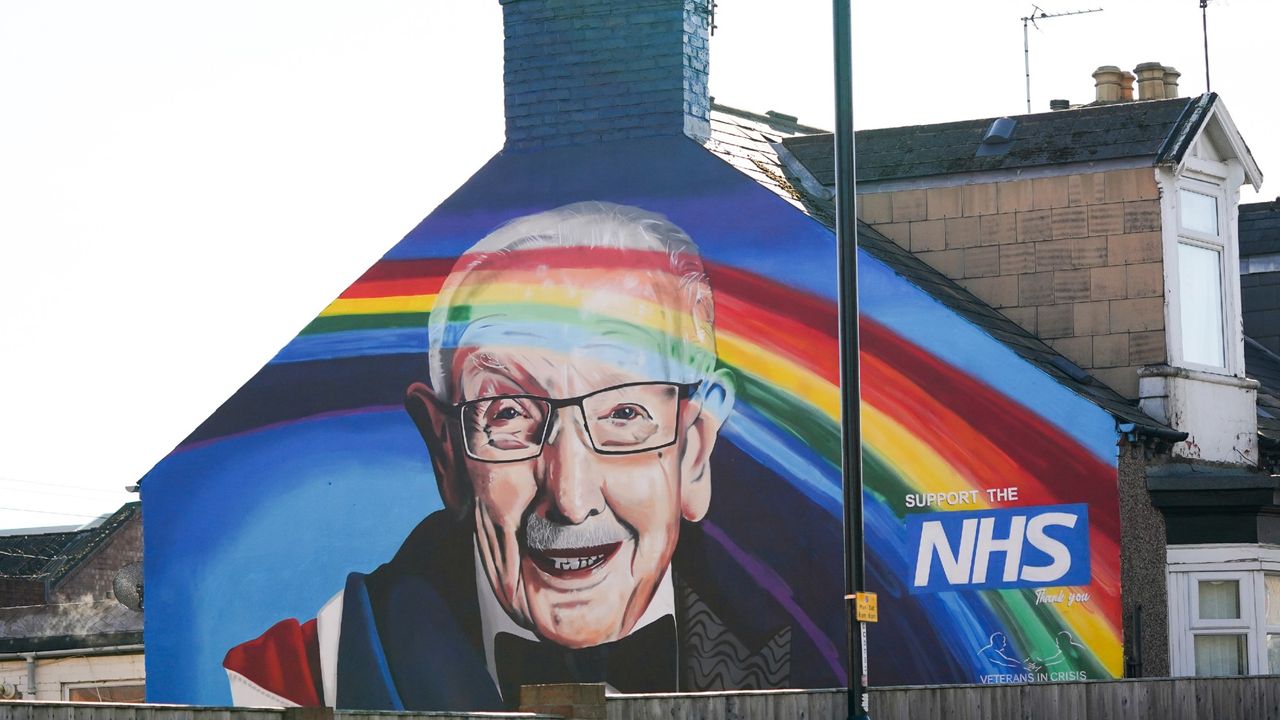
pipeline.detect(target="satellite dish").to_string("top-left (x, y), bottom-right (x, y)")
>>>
top-left (113, 561), bottom-right (143, 611)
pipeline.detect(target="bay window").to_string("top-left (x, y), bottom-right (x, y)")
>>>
top-left (1168, 546), bottom-right (1280, 676)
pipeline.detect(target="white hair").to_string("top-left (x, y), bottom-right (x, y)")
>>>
top-left (427, 201), bottom-right (718, 400)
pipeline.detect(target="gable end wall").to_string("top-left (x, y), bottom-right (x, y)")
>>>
top-left (49, 515), bottom-right (142, 604)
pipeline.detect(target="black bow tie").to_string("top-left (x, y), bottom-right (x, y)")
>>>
top-left (493, 615), bottom-right (677, 702)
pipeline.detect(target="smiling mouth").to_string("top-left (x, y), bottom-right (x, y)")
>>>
top-left (528, 542), bottom-right (622, 578)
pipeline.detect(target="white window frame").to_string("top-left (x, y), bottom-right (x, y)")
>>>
top-left (1171, 176), bottom-right (1230, 373)
top-left (1158, 154), bottom-right (1247, 378)
top-left (1167, 544), bottom-right (1280, 676)
top-left (61, 680), bottom-right (146, 703)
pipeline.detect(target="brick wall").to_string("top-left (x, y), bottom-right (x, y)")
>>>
top-left (859, 167), bottom-right (1166, 398)
top-left (0, 579), bottom-right (45, 607)
top-left (49, 515), bottom-right (141, 604)
top-left (501, 0), bottom-right (710, 150)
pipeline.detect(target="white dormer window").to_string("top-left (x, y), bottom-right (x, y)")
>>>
top-left (1175, 180), bottom-right (1228, 369)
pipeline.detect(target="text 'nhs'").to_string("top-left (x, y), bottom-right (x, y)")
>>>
top-left (906, 503), bottom-right (1090, 594)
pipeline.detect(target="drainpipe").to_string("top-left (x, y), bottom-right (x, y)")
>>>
top-left (23, 653), bottom-right (35, 700)
top-left (0, 644), bottom-right (144, 662)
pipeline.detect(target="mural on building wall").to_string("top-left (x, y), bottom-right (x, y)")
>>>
top-left (143, 138), bottom-right (1121, 710)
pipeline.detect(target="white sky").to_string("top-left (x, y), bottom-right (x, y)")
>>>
top-left (1, 0), bottom-right (1277, 530)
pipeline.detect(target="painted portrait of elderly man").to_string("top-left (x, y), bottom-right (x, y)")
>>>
top-left (222, 202), bottom-right (812, 710)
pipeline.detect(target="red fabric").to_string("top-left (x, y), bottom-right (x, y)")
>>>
top-left (223, 618), bottom-right (324, 706)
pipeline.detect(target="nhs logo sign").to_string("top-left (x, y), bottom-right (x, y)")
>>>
top-left (907, 503), bottom-right (1090, 594)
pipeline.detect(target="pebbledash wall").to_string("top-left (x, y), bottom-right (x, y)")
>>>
top-left (141, 0), bottom-right (1127, 710)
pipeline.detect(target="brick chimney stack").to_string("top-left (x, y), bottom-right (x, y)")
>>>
top-left (499, 0), bottom-right (712, 151)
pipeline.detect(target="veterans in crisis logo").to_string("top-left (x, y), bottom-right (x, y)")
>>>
top-left (978, 630), bottom-right (1090, 683)
top-left (906, 503), bottom-right (1090, 593)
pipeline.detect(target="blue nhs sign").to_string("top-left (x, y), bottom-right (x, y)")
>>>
top-left (906, 503), bottom-right (1090, 594)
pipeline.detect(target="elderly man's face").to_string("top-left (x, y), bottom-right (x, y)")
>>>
top-left (409, 265), bottom-right (730, 648)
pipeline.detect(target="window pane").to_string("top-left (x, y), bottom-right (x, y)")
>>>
top-left (1194, 634), bottom-right (1247, 676)
top-left (1198, 579), bottom-right (1240, 619)
top-left (1268, 575), bottom-right (1280, 626)
top-left (66, 684), bottom-right (145, 703)
top-left (1179, 243), bottom-right (1225, 367)
top-left (1270, 634), bottom-right (1280, 673)
top-left (1180, 188), bottom-right (1219, 235)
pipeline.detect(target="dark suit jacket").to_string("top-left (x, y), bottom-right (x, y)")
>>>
top-left (226, 510), bottom-right (825, 711)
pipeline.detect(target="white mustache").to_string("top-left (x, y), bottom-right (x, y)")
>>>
top-left (524, 512), bottom-right (632, 551)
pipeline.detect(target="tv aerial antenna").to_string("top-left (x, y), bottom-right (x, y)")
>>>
top-left (1200, 0), bottom-right (1212, 91)
top-left (1022, 5), bottom-right (1103, 113)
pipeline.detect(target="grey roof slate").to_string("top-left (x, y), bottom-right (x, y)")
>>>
top-left (0, 600), bottom-right (142, 652)
top-left (0, 502), bottom-right (139, 584)
top-left (706, 103), bottom-right (1170, 433)
top-left (1240, 200), bottom-right (1280, 258)
top-left (0, 531), bottom-right (85, 579)
top-left (1245, 337), bottom-right (1280, 448)
top-left (707, 106), bottom-right (828, 210)
top-left (42, 502), bottom-right (139, 584)
top-left (782, 95), bottom-right (1211, 186)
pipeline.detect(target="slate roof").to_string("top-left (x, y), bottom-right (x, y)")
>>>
top-left (0, 502), bottom-right (139, 584)
top-left (1247, 338), bottom-right (1280, 450)
top-left (0, 530), bottom-right (84, 579)
top-left (781, 95), bottom-right (1212, 186)
top-left (708, 106), bottom-right (827, 209)
top-left (0, 600), bottom-right (143, 653)
top-left (706, 103), bottom-right (1172, 434)
top-left (1240, 200), bottom-right (1280, 257)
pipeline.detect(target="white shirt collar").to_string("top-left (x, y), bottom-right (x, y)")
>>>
top-left (474, 536), bottom-right (675, 696)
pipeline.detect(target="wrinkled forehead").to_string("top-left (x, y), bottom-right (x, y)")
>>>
top-left (433, 259), bottom-right (709, 393)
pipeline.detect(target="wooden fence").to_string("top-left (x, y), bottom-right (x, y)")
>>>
top-left (8, 676), bottom-right (1280, 720)
top-left (0, 703), bottom-right (557, 720)
top-left (609, 677), bottom-right (1280, 719)
top-left (607, 688), bottom-right (844, 719)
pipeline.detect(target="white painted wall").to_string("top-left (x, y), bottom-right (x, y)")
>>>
top-left (1139, 367), bottom-right (1259, 465)
top-left (0, 653), bottom-right (143, 701)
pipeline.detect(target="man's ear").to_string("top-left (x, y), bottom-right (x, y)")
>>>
top-left (679, 367), bottom-right (736, 522)
top-left (405, 382), bottom-right (471, 514)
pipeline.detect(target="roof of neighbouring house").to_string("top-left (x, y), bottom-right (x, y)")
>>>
top-left (1240, 200), bottom-right (1280, 258)
top-left (780, 94), bottom-right (1231, 187)
top-left (0, 502), bottom-right (139, 585)
top-left (0, 530), bottom-right (85, 579)
top-left (1245, 337), bottom-right (1280, 450)
top-left (0, 502), bottom-right (141, 651)
top-left (707, 102), bottom-right (1173, 435)
top-left (0, 600), bottom-right (143, 653)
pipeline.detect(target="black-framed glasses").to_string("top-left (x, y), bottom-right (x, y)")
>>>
top-left (436, 381), bottom-right (701, 463)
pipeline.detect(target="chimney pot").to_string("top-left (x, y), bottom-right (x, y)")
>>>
top-left (1135, 62), bottom-right (1167, 100)
top-left (1050, 99), bottom-right (1070, 111)
top-left (1092, 66), bottom-right (1123, 103)
top-left (1163, 66), bottom-right (1181, 99)
top-left (1120, 71), bottom-right (1135, 102)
